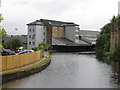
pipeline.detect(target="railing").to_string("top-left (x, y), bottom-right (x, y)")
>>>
top-left (0, 51), bottom-right (42, 71)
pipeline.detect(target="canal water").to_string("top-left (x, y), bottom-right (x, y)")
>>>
top-left (2, 52), bottom-right (120, 88)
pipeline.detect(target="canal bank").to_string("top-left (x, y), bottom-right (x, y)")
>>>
top-left (1, 52), bottom-right (51, 84)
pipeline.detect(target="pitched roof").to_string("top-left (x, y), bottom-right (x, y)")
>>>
top-left (27, 19), bottom-right (79, 26)
top-left (27, 20), bottom-right (45, 25)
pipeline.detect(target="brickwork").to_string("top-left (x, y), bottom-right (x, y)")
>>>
top-left (110, 23), bottom-right (120, 52)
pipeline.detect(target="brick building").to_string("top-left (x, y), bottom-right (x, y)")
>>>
top-left (110, 22), bottom-right (120, 52)
top-left (27, 19), bottom-right (79, 49)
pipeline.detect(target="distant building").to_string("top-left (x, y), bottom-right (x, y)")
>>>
top-left (3, 35), bottom-right (27, 49)
top-left (27, 19), bottom-right (79, 49)
top-left (79, 30), bottom-right (100, 45)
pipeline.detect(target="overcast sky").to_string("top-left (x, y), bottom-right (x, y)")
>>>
top-left (1, 0), bottom-right (120, 35)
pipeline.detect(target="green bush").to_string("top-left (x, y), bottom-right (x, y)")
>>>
top-left (32, 43), bottom-right (47, 51)
top-left (112, 46), bottom-right (120, 62)
top-left (3, 38), bottom-right (23, 50)
top-left (32, 47), bottom-right (38, 51)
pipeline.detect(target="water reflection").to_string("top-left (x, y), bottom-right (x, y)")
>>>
top-left (2, 52), bottom-right (120, 88)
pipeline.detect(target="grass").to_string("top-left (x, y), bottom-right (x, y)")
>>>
top-left (2, 56), bottom-right (51, 75)
top-left (48, 50), bottom-right (56, 53)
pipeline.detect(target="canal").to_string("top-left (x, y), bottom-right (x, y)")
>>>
top-left (2, 52), bottom-right (120, 88)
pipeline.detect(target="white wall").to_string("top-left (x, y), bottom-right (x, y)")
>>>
top-left (27, 25), bottom-right (36, 49)
top-left (27, 25), bottom-right (46, 49)
top-left (36, 25), bottom-right (46, 46)
top-left (65, 26), bottom-right (79, 42)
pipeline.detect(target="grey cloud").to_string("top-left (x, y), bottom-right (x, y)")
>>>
top-left (15, 0), bottom-right (85, 15)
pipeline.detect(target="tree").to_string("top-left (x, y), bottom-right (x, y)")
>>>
top-left (101, 23), bottom-right (111, 34)
top-left (0, 14), bottom-right (5, 52)
top-left (3, 40), bottom-right (12, 49)
top-left (0, 28), bottom-right (6, 38)
top-left (0, 14), bottom-right (3, 23)
top-left (96, 15), bottom-right (120, 61)
top-left (96, 34), bottom-right (110, 60)
top-left (11, 38), bottom-right (23, 50)
top-left (96, 18), bottom-right (111, 60)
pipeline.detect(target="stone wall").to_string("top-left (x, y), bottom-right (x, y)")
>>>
top-left (110, 23), bottom-right (120, 52)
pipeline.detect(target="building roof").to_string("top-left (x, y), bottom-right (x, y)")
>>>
top-left (3, 35), bottom-right (27, 44)
top-left (53, 38), bottom-right (90, 46)
top-left (79, 30), bottom-right (100, 44)
top-left (27, 20), bottom-right (45, 26)
top-left (27, 19), bottom-right (79, 26)
top-left (80, 30), bottom-right (100, 38)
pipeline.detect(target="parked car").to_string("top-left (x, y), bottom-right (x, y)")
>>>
top-left (14, 49), bottom-right (24, 53)
top-left (17, 50), bottom-right (34, 54)
top-left (24, 50), bottom-right (34, 52)
top-left (1, 50), bottom-right (16, 56)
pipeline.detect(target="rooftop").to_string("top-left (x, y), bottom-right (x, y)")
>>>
top-left (80, 30), bottom-right (100, 38)
top-left (3, 35), bottom-right (27, 43)
top-left (27, 19), bottom-right (79, 26)
top-left (53, 38), bottom-right (90, 46)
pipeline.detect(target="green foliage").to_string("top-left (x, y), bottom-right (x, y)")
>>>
top-left (32, 47), bottom-right (38, 51)
top-left (96, 33), bottom-right (110, 60)
top-left (11, 38), bottom-right (23, 50)
top-left (32, 43), bottom-right (46, 51)
top-left (3, 38), bottom-right (23, 50)
top-left (112, 46), bottom-right (120, 62)
top-left (0, 28), bottom-right (6, 38)
top-left (101, 23), bottom-right (111, 34)
top-left (38, 43), bottom-right (46, 50)
top-left (96, 17), bottom-right (113, 60)
top-left (110, 16), bottom-right (117, 24)
top-left (96, 15), bottom-right (120, 61)
top-left (3, 40), bottom-right (12, 49)
top-left (0, 44), bottom-right (4, 52)
top-left (0, 14), bottom-right (3, 23)
top-left (96, 49), bottom-right (104, 60)
top-left (0, 15), bottom-right (6, 52)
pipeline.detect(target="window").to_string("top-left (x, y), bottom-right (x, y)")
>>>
top-left (44, 26), bottom-right (46, 29)
top-left (29, 35), bottom-right (31, 38)
top-left (29, 29), bottom-right (31, 32)
top-left (32, 34), bottom-right (35, 39)
top-left (43, 32), bottom-right (45, 35)
top-left (43, 39), bottom-right (45, 42)
top-left (33, 29), bottom-right (34, 32)
top-left (33, 42), bottom-right (35, 45)
top-left (29, 42), bottom-right (31, 45)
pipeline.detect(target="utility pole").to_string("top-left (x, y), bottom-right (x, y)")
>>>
top-left (118, 1), bottom-right (120, 15)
